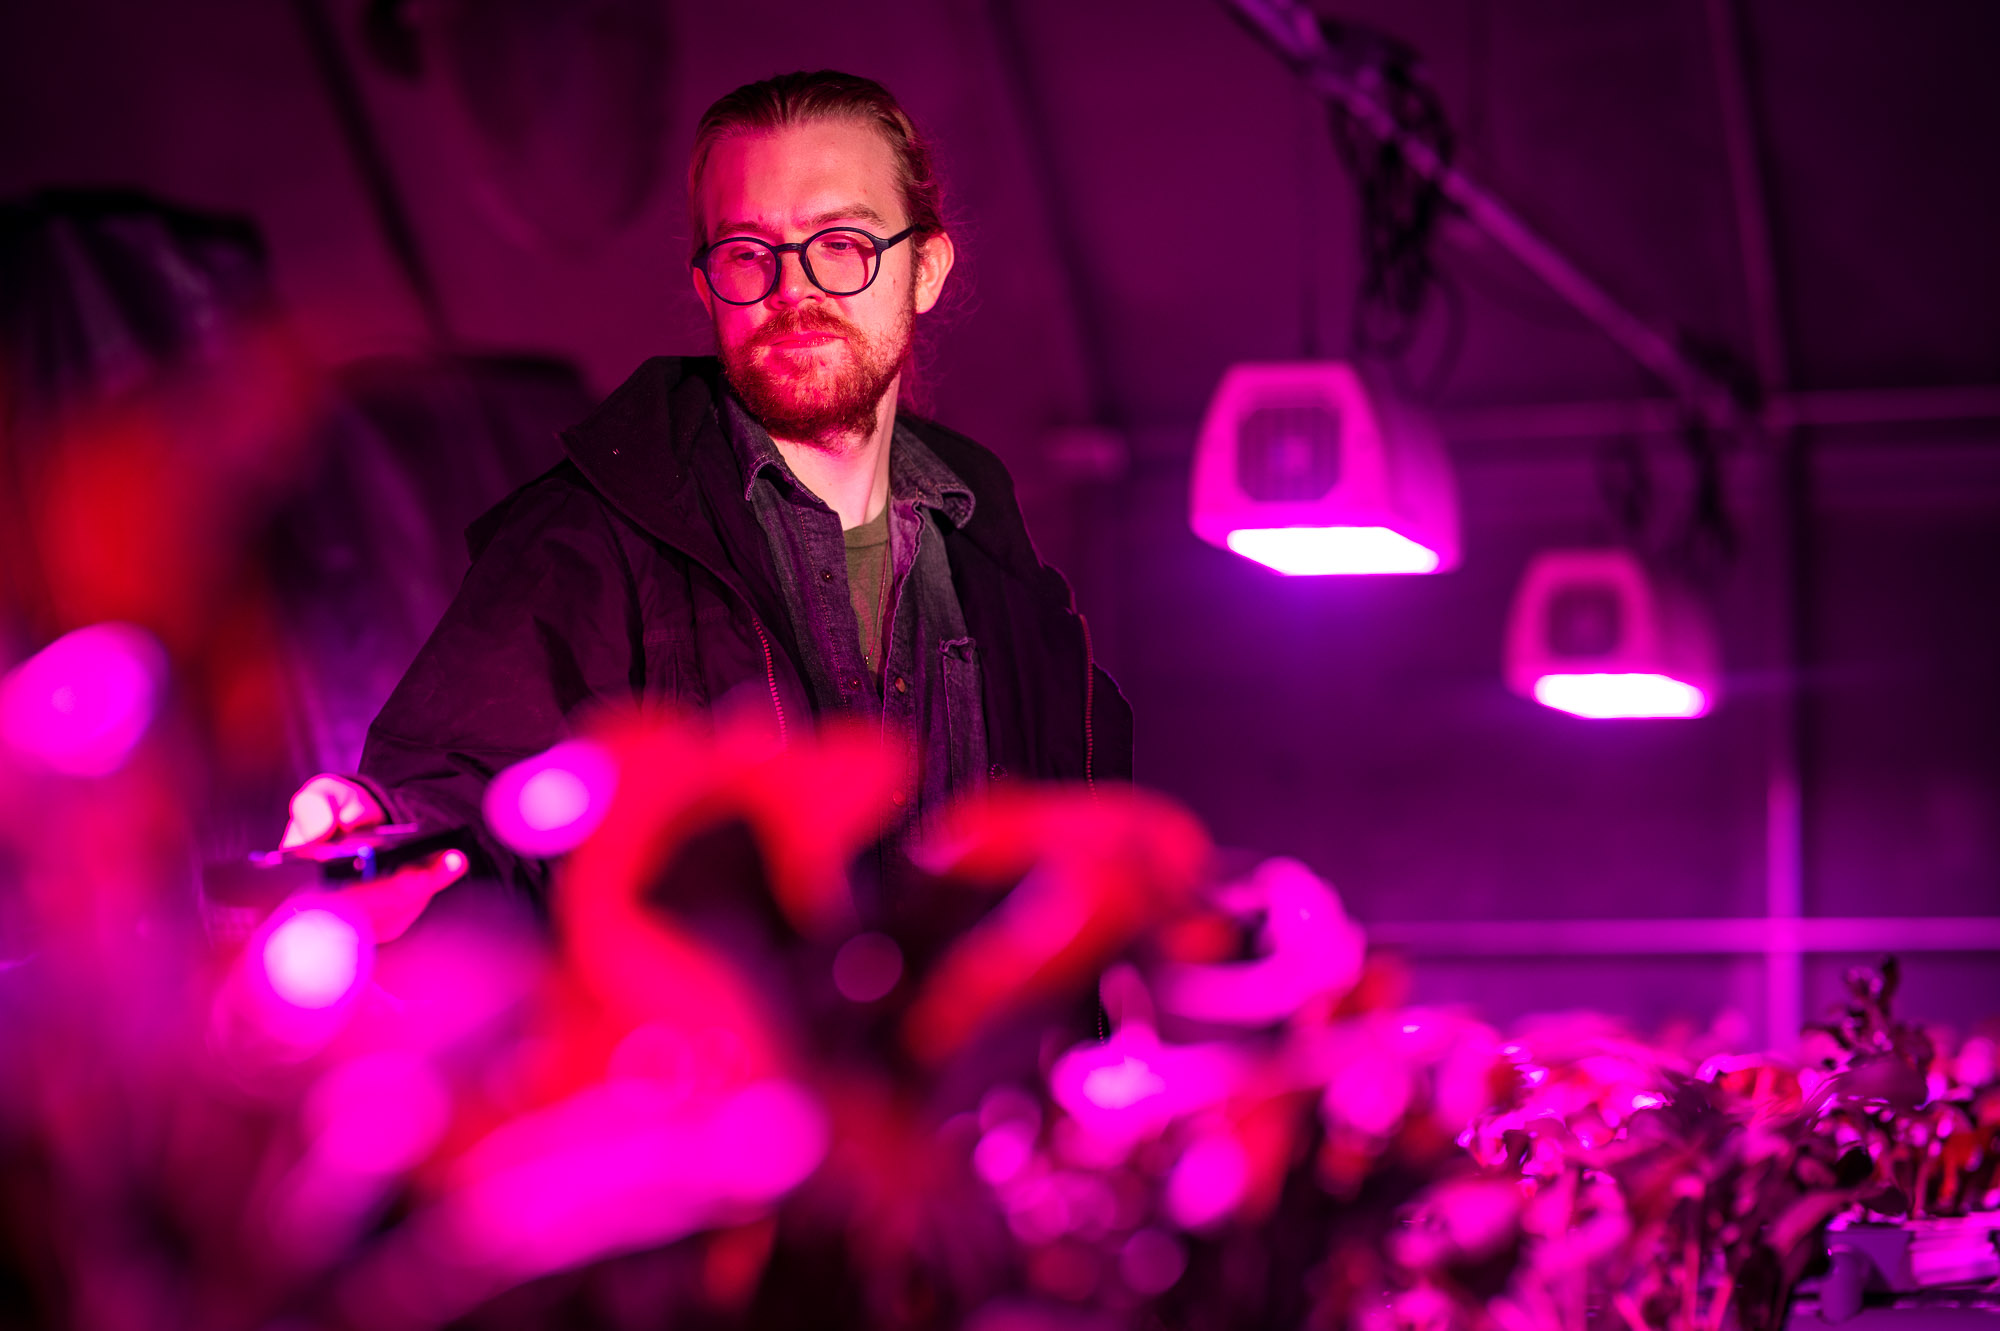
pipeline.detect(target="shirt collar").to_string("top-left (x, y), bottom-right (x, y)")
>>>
top-left (720, 388), bottom-right (975, 526)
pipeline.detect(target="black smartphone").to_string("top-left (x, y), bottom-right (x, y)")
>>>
top-left (202, 826), bottom-right (472, 909)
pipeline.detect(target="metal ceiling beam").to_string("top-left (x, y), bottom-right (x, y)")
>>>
top-left (1433, 383), bottom-right (2000, 445)
top-left (1367, 915), bottom-right (2000, 957)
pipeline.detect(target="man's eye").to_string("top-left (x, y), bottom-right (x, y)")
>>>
top-left (721, 245), bottom-right (768, 266)
top-left (816, 237), bottom-right (860, 255)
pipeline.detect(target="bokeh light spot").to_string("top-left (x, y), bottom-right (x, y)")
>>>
top-left (264, 909), bottom-right (362, 1009)
top-left (832, 932), bottom-right (903, 1003)
top-left (0, 622), bottom-right (167, 776)
top-left (519, 767), bottom-right (591, 831)
top-left (1165, 1134), bottom-right (1248, 1230)
top-left (483, 739), bottom-right (618, 857)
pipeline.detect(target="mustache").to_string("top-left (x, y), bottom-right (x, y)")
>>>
top-left (751, 305), bottom-right (859, 348)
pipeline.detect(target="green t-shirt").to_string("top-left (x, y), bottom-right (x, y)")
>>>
top-left (844, 505), bottom-right (892, 674)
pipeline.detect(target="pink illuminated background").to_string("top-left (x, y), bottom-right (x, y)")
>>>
top-left (1, 4), bottom-right (1998, 1325)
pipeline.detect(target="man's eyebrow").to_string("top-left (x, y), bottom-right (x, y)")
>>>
top-left (808, 205), bottom-right (891, 229)
top-left (713, 205), bottom-right (893, 239)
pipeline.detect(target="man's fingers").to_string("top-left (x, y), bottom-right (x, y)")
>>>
top-left (330, 783), bottom-right (383, 831)
top-left (345, 849), bottom-right (472, 944)
top-left (280, 775), bottom-right (386, 848)
top-left (281, 787), bottom-right (337, 848)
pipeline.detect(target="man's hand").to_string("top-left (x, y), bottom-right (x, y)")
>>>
top-left (281, 774), bottom-right (387, 849)
top-left (278, 774), bottom-right (469, 943)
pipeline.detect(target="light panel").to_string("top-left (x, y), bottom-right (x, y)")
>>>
top-left (1224, 526), bottom-right (1442, 576)
top-left (1190, 362), bottom-right (1459, 576)
top-left (1504, 549), bottom-right (1719, 721)
top-left (1532, 673), bottom-right (1709, 720)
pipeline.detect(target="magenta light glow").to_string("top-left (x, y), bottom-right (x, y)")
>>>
top-left (1504, 550), bottom-right (1720, 720)
top-left (1532, 673), bottom-right (1709, 720)
top-left (1190, 363), bottom-right (1460, 576)
top-left (1164, 1132), bottom-right (1249, 1230)
top-left (1223, 526), bottom-right (1442, 576)
top-left (482, 739), bottom-right (618, 858)
top-left (438, 1078), bottom-right (827, 1282)
top-left (265, 908), bottom-right (365, 1008)
top-left (0, 622), bottom-right (167, 776)
top-left (1157, 857), bottom-right (1365, 1026)
top-left (308, 1051), bottom-right (453, 1176)
top-left (1049, 1028), bottom-right (1243, 1160)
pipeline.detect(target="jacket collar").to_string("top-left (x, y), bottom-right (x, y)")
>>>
top-left (716, 388), bottom-right (976, 528)
top-left (560, 356), bottom-right (1044, 590)
top-left (557, 357), bottom-right (795, 650)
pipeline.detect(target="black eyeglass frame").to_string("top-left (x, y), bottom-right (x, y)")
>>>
top-left (692, 225), bottom-right (918, 305)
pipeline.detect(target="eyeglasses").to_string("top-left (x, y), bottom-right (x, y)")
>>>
top-left (693, 225), bottom-right (917, 305)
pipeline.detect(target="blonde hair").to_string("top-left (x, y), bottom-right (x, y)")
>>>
top-left (687, 70), bottom-right (946, 257)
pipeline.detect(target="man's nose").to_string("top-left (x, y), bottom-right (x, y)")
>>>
top-left (770, 248), bottom-right (822, 306)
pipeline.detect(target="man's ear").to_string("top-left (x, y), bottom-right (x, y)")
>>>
top-left (912, 230), bottom-right (956, 316)
top-left (691, 261), bottom-right (716, 321)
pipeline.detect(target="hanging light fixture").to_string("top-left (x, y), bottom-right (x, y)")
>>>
top-left (1189, 362), bottom-right (1459, 575)
top-left (1504, 549), bottom-right (1719, 719)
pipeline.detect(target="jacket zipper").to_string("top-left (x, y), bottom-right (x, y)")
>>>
top-left (752, 618), bottom-right (789, 746)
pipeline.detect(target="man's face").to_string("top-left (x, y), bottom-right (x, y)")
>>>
top-left (694, 119), bottom-right (953, 447)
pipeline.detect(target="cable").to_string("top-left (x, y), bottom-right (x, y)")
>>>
top-left (1316, 16), bottom-right (1455, 363)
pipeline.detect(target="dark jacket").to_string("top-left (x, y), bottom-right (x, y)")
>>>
top-left (358, 356), bottom-right (1133, 899)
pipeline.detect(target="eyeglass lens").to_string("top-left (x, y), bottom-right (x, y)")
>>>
top-left (706, 231), bottom-right (878, 302)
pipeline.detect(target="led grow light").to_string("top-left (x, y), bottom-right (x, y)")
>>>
top-left (1190, 362), bottom-right (1459, 576)
top-left (1504, 549), bottom-right (1718, 720)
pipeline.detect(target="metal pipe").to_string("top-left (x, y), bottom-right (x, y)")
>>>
top-left (1434, 385), bottom-right (2000, 445)
top-left (1366, 915), bottom-right (2000, 956)
top-left (1704, 0), bottom-right (1807, 1050)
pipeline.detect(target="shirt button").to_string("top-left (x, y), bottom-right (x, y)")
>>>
top-left (893, 676), bottom-right (908, 694)
top-left (844, 674), bottom-right (862, 692)
top-left (819, 568), bottom-right (835, 583)
top-left (891, 789), bottom-right (907, 807)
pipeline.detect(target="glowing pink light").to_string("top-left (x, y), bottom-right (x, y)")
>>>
top-left (443, 1079), bottom-right (827, 1282)
top-left (1050, 1032), bottom-right (1243, 1159)
top-left (0, 622), bottom-right (167, 776)
top-left (483, 740), bottom-right (618, 857)
top-left (1165, 1134), bottom-right (1248, 1230)
top-left (308, 1052), bottom-right (452, 1175)
top-left (1191, 364), bottom-right (1461, 575)
top-left (972, 1121), bottom-right (1036, 1185)
top-left (519, 768), bottom-right (590, 831)
top-left (1224, 526), bottom-right (1441, 576)
top-left (1328, 1057), bottom-right (1413, 1136)
top-left (1158, 857), bottom-right (1365, 1027)
top-left (1082, 1056), bottom-right (1166, 1110)
top-left (264, 908), bottom-right (364, 1009)
top-left (1532, 672), bottom-right (1708, 719)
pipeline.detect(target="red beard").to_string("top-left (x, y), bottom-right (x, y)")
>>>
top-left (720, 301), bottom-right (913, 446)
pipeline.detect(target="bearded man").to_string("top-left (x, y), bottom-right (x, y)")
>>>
top-left (280, 70), bottom-right (1133, 897)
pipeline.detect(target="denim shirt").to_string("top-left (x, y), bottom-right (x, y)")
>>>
top-left (720, 393), bottom-right (988, 825)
